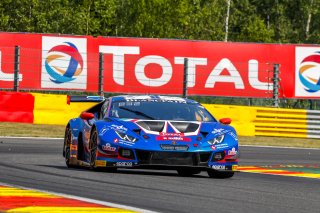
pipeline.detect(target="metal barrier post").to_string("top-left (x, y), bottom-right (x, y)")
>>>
top-left (273, 64), bottom-right (280, 107)
top-left (13, 46), bottom-right (20, 92)
top-left (98, 52), bottom-right (104, 96)
top-left (183, 58), bottom-right (188, 98)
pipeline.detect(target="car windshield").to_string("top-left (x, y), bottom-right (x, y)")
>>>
top-left (109, 100), bottom-right (216, 122)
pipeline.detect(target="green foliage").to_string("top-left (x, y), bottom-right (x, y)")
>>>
top-left (1, 0), bottom-right (320, 109)
top-left (0, 0), bottom-right (319, 44)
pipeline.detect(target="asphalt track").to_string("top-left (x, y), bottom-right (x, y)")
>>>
top-left (0, 137), bottom-right (319, 213)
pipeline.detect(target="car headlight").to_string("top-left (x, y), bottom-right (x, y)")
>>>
top-left (208, 134), bottom-right (225, 145)
top-left (115, 130), bottom-right (137, 142)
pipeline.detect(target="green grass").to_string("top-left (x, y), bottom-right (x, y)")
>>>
top-left (0, 122), bottom-right (66, 138)
top-left (0, 122), bottom-right (319, 148)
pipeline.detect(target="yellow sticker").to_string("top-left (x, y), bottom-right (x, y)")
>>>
top-left (232, 165), bottom-right (238, 171)
top-left (95, 160), bottom-right (107, 167)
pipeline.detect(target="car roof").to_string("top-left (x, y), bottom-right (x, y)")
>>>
top-left (110, 95), bottom-right (199, 104)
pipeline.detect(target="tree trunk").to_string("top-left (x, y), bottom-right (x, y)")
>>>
top-left (224, 0), bottom-right (231, 42)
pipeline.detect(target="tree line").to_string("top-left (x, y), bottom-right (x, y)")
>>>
top-left (1, 0), bottom-right (319, 108)
top-left (0, 0), bottom-right (319, 44)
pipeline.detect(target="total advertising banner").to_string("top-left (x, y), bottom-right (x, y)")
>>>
top-left (0, 32), bottom-right (319, 99)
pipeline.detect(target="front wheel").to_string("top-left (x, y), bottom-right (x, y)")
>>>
top-left (89, 128), bottom-right (98, 169)
top-left (63, 128), bottom-right (73, 168)
top-left (207, 170), bottom-right (234, 178)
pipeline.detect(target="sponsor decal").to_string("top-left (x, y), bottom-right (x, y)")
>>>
top-left (110, 124), bottom-right (128, 132)
top-left (113, 138), bottom-right (119, 143)
top-left (156, 132), bottom-right (191, 141)
top-left (99, 127), bottom-right (108, 136)
top-left (118, 140), bottom-right (135, 146)
top-left (99, 125), bottom-right (128, 136)
top-left (212, 128), bottom-right (224, 134)
top-left (41, 36), bottom-right (87, 89)
top-left (211, 143), bottom-right (229, 149)
top-left (116, 162), bottom-right (133, 167)
top-left (227, 131), bottom-right (238, 140)
top-left (160, 132), bottom-right (184, 136)
top-left (156, 136), bottom-right (191, 141)
top-left (212, 165), bottom-right (226, 170)
top-left (102, 143), bottom-right (117, 152)
top-left (160, 144), bottom-right (189, 151)
top-left (228, 147), bottom-right (238, 156)
top-left (295, 47), bottom-right (320, 97)
top-left (95, 160), bottom-right (107, 167)
top-left (212, 128), bottom-right (228, 135)
top-left (124, 96), bottom-right (186, 103)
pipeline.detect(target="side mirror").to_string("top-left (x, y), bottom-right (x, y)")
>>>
top-left (80, 112), bottom-right (95, 120)
top-left (219, 118), bottom-right (231, 125)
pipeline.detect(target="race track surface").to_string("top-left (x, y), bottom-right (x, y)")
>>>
top-left (0, 137), bottom-right (319, 213)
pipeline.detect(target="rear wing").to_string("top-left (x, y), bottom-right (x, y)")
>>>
top-left (67, 95), bottom-right (105, 105)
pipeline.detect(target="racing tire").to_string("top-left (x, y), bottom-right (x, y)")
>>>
top-left (177, 168), bottom-right (201, 177)
top-left (64, 128), bottom-right (74, 168)
top-left (89, 128), bottom-right (98, 169)
top-left (207, 170), bottom-right (234, 179)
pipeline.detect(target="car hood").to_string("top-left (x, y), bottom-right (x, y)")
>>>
top-left (114, 118), bottom-right (234, 138)
top-left (96, 118), bottom-right (237, 152)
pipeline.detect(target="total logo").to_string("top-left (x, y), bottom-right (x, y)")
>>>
top-left (41, 36), bottom-right (87, 89)
top-left (295, 47), bottom-right (320, 97)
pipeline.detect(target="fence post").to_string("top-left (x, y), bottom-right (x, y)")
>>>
top-left (183, 58), bottom-right (189, 98)
top-left (273, 64), bottom-right (280, 107)
top-left (98, 52), bottom-right (104, 97)
top-left (13, 46), bottom-right (20, 92)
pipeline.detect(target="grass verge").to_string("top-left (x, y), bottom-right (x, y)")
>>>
top-left (0, 122), bottom-right (319, 148)
top-left (0, 122), bottom-right (66, 138)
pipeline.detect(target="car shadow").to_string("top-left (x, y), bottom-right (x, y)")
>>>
top-left (37, 164), bottom-right (208, 178)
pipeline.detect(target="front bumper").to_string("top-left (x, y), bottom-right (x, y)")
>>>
top-left (102, 149), bottom-right (238, 172)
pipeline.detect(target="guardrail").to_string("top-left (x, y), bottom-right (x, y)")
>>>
top-left (306, 110), bottom-right (320, 139)
top-left (203, 104), bottom-right (320, 139)
top-left (0, 92), bottom-right (319, 139)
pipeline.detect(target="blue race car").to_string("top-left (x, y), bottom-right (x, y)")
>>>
top-left (63, 95), bottom-right (238, 178)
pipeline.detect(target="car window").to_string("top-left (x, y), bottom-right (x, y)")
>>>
top-left (100, 100), bottom-right (109, 119)
top-left (109, 100), bottom-right (216, 122)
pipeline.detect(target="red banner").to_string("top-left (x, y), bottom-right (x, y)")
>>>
top-left (0, 32), bottom-right (319, 98)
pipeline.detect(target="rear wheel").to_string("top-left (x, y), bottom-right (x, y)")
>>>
top-left (63, 128), bottom-right (73, 168)
top-left (89, 128), bottom-right (98, 169)
top-left (207, 170), bottom-right (234, 178)
top-left (177, 168), bottom-right (201, 177)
